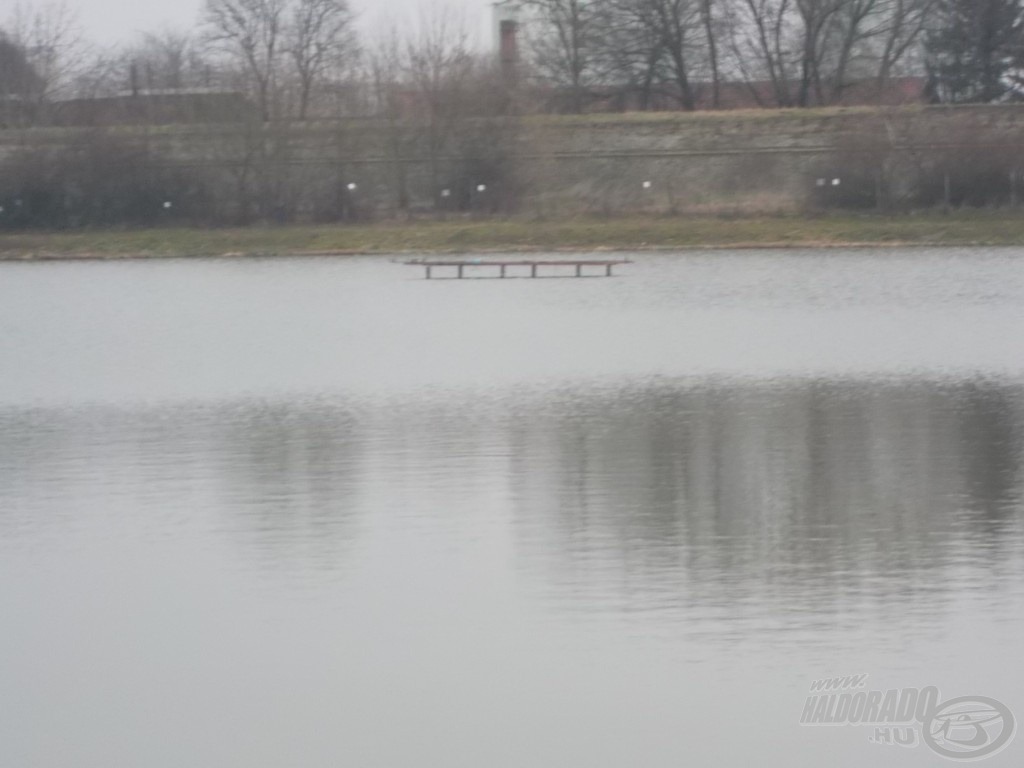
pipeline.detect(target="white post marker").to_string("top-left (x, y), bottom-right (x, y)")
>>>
top-left (441, 189), bottom-right (451, 198)
top-left (832, 178), bottom-right (841, 186)
top-left (163, 201), bottom-right (172, 209)
top-left (477, 184), bottom-right (487, 192)
top-left (642, 180), bottom-right (652, 189)
top-left (347, 183), bottom-right (357, 191)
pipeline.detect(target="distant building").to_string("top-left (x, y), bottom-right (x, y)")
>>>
top-left (536, 77), bottom-right (929, 114)
top-left (49, 88), bottom-right (259, 127)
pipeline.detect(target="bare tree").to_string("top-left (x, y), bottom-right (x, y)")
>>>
top-left (594, 0), bottom-right (664, 110)
top-left (3, 1), bottom-right (87, 122)
top-left (652, 0), bottom-right (704, 110)
top-left (596, 0), bottom-right (720, 110)
top-left (823, 0), bottom-right (882, 101)
top-left (726, 0), bottom-right (799, 106)
top-left (794, 0), bottom-right (843, 106)
top-left (125, 29), bottom-right (213, 91)
top-left (722, 0), bottom-right (932, 108)
top-left (700, 0), bottom-right (722, 107)
top-left (287, 0), bottom-right (356, 120)
top-left (875, 0), bottom-right (933, 89)
top-left (524, 0), bottom-right (607, 112)
top-left (71, 50), bottom-right (124, 100)
top-left (204, 0), bottom-right (287, 120)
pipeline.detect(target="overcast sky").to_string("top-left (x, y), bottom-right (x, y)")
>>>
top-left (46, 0), bottom-right (492, 48)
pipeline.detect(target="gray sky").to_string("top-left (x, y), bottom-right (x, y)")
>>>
top-left (56, 0), bottom-right (490, 48)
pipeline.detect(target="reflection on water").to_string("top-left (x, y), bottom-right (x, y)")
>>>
top-left (0, 401), bottom-right (367, 578)
top-left (2, 377), bottom-right (1022, 638)
top-left (507, 379), bottom-right (1024, 646)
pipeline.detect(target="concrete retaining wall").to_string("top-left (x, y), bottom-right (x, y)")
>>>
top-left (3, 105), bottom-right (1024, 220)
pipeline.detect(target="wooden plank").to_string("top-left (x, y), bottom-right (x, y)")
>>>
top-left (404, 259), bottom-right (631, 267)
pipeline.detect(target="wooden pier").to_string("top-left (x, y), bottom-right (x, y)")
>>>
top-left (404, 258), bottom-right (632, 279)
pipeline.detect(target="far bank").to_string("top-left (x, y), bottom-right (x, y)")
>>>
top-left (2, 213), bottom-right (1024, 261)
top-left (5, 106), bottom-right (1024, 230)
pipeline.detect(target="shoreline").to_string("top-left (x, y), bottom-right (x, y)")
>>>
top-left (2, 214), bottom-right (1024, 261)
top-left (0, 241), bottom-right (1014, 263)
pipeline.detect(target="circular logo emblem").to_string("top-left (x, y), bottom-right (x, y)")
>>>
top-left (923, 696), bottom-right (1016, 761)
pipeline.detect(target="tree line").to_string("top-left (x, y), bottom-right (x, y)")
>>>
top-left (527, 0), bottom-right (1024, 110)
top-left (2, 0), bottom-right (1024, 126)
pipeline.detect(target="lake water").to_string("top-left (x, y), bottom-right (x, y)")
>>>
top-left (1, 249), bottom-right (1023, 767)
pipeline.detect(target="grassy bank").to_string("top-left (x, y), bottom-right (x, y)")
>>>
top-left (2, 213), bottom-right (1024, 260)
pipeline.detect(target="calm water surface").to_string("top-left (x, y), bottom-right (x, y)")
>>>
top-left (1, 249), bottom-right (1023, 767)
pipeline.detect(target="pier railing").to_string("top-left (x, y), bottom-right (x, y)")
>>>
top-left (403, 258), bottom-right (632, 279)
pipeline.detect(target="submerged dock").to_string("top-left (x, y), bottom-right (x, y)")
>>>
top-left (403, 258), bottom-right (632, 279)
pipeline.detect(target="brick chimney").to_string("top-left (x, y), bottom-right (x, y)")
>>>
top-left (492, 1), bottom-right (521, 81)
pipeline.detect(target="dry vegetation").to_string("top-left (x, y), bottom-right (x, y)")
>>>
top-left (3, 212), bottom-right (1024, 260)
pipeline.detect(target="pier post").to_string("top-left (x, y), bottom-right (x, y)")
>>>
top-left (426, 265), bottom-right (432, 279)
top-left (500, 264), bottom-right (506, 278)
top-left (531, 264), bottom-right (537, 278)
top-left (576, 264), bottom-right (582, 277)
top-left (606, 264), bottom-right (612, 277)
